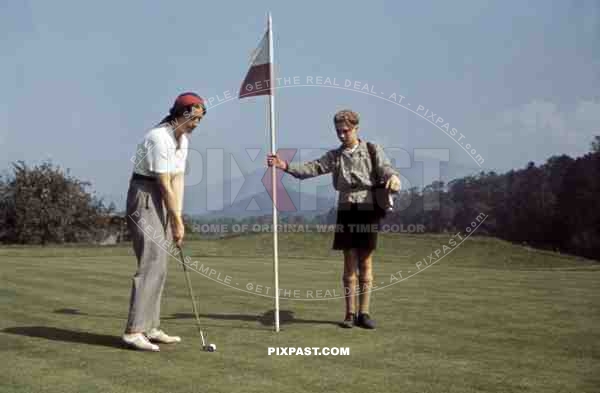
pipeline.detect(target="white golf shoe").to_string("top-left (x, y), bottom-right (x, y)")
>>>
top-left (146, 328), bottom-right (181, 344)
top-left (122, 333), bottom-right (160, 352)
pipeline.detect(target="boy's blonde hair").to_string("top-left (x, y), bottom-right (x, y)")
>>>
top-left (333, 110), bottom-right (360, 127)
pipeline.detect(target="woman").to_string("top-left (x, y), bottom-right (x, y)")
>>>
top-left (122, 92), bottom-right (206, 351)
top-left (267, 109), bottom-right (401, 329)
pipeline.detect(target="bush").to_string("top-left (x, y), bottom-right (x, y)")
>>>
top-left (0, 161), bottom-right (112, 245)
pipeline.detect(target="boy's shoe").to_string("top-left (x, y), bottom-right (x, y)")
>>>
top-left (146, 328), bottom-right (181, 344)
top-left (356, 313), bottom-right (376, 329)
top-left (122, 333), bottom-right (160, 351)
top-left (340, 313), bottom-right (356, 329)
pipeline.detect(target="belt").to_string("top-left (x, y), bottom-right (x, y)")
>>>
top-left (131, 173), bottom-right (157, 182)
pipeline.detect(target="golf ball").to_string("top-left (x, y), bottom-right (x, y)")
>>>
top-left (207, 344), bottom-right (216, 352)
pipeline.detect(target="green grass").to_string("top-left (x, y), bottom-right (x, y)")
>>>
top-left (0, 233), bottom-right (598, 393)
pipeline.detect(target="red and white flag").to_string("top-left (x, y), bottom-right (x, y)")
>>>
top-left (239, 30), bottom-right (272, 98)
top-left (238, 14), bottom-right (281, 333)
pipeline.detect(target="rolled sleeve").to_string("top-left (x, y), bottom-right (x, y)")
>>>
top-left (146, 137), bottom-right (171, 174)
top-left (285, 150), bottom-right (337, 179)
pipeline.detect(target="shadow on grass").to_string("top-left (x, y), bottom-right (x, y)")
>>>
top-left (52, 308), bottom-right (340, 328)
top-left (55, 308), bottom-right (88, 315)
top-left (2, 326), bottom-right (125, 349)
top-left (167, 309), bottom-right (339, 327)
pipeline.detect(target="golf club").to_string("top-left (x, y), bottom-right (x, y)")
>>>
top-left (177, 245), bottom-right (216, 352)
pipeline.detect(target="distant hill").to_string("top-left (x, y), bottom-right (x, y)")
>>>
top-left (199, 179), bottom-right (336, 219)
top-left (186, 159), bottom-right (482, 218)
top-left (101, 156), bottom-right (488, 216)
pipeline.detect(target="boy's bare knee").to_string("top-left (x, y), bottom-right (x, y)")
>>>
top-left (343, 272), bottom-right (357, 282)
top-left (359, 273), bottom-right (373, 284)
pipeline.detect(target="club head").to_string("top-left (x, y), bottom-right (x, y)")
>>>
top-left (204, 343), bottom-right (216, 352)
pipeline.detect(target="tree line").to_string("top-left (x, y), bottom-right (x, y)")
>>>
top-left (2, 137), bottom-right (598, 260)
top-left (195, 137), bottom-right (600, 260)
top-left (365, 137), bottom-right (600, 260)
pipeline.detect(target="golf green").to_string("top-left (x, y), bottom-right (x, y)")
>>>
top-left (1, 233), bottom-right (598, 393)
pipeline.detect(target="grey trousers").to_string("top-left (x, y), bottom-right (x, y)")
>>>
top-left (125, 178), bottom-right (171, 333)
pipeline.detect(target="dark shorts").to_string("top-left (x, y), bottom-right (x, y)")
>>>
top-left (332, 203), bottom-right (380, 251)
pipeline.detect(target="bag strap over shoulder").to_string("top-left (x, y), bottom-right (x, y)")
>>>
top-left (366, 141), bottom-right (389, 217)
top-left (366, 142), bottom-right (379, 183)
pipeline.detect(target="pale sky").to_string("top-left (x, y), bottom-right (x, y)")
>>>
top-left (1, 0), bottom-right (598, 210)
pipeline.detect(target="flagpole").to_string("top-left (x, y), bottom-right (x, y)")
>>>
top-left (267, 12), bottom-right (280, 333)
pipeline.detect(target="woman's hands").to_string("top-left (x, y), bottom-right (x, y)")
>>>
top-left (172, 215), bottom-right (185, 247)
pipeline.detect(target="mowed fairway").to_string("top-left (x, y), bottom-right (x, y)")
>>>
top-left (1, 233), bottom-right (598, 393)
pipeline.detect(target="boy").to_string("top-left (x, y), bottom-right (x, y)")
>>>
top-left (267, 109), bottom-right (400, 329)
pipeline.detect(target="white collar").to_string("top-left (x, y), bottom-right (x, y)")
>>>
top-left (343, 141), bottom-right (360, 154)
top-left (163, 124), bottom-right (185, 149)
